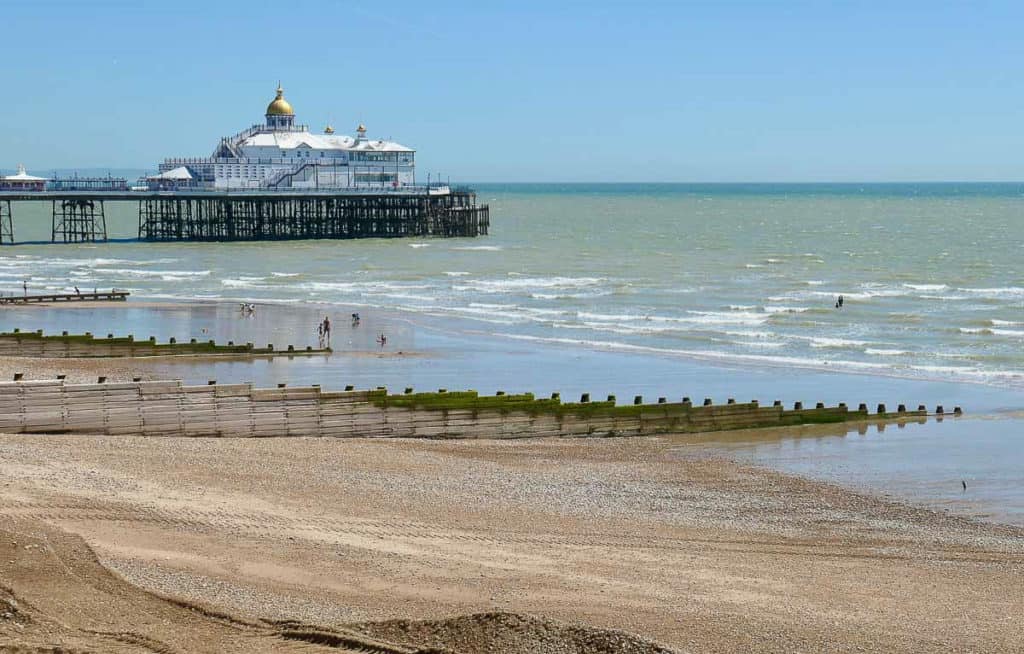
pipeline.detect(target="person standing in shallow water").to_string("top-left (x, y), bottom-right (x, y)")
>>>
top-left (322, 316), bottom-right (331, 347)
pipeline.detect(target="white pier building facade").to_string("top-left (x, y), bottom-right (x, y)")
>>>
top-left (152, 85), bottom-right (416, 191)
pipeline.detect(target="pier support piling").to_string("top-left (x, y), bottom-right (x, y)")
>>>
top-left (137, 191), bottom-right (488, 241)
top-left (0, 200), bottom-right (12, 244)
top-left (51, 199), bottom-right (108, 242)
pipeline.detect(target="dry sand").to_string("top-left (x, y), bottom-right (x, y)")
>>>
top-left (1, 430), bottom-right (1022, 653)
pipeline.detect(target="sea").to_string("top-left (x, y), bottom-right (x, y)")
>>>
top-left (2, 183), bottom-right (1023, 525)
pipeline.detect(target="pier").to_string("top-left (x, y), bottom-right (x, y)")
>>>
top-left (0, 188), bottom-right (489, 243)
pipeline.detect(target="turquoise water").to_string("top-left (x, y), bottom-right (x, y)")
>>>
top-left (2, 185), bottom-right (1024, 526)
top-left (4, 183), bottom-right (1024, 389)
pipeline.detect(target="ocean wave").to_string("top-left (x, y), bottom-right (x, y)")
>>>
top-left (807, 336), bottom-right (869, 348)
top-left (991, 319), bottom-right (1024, 326)
top-left (865, 348), bottom-right (910, 356)
top-left (453, 245), bottom-right (502, 251)
top-left (733, 340), bottom-right (785, 349)
top-left (575, 310), bottom-right (768, 326)
top-left (271, 271), bottom-right (301, 277)
top-left (903, 283), bottom-right (948, 291)
top-left (762, 305), bottom-right (809, 314)
top-left (805, 280), bottom-right (824, 286)
top-left (992, 328), bottom-right (1024, 338)
top-left (303, 281), bottom-right (435, 293)
top-left (491, 333), bottom-right (1024, 387)
top-left (444, 271), bottom-right (470, 277)
top-left (530, 290), bottom-right (613, 300)
top-left (408, 243), bottom-right (431, 248)
top-left (956, 286), bottom-right (1024, 299)
top-left (221, 279), bottom-right (270, 288)
top-left (453, 276), bottom-right (605, 293)
top-left (722, 330), bottom-right (777, 339)
top-left (92, 268), bottom-right (212, 279)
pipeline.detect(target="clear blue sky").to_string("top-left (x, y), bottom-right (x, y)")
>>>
top-left (2, 0), bottom-right (1022, 181)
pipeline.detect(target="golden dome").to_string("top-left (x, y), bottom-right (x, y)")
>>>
top-left (266, 85), bottom-right (294, 116)
top-left (324, 125), bottom-right (335, 134)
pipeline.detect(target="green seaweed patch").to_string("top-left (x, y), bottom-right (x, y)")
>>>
top-left (371, 391), bottom-right (874, 428)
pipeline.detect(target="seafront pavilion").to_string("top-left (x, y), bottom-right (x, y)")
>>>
top-left (0, 84), bottom-right (488, 243)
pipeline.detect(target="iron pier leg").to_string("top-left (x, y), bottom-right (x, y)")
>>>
top-left (0, 200), bottom-right (13, 244)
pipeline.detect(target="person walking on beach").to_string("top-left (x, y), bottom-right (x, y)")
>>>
top-left (74, 286), bottom-right (80, 296)
top-left (377, 333), bottom-right (387, 348)
top-left (316, 321), bottom-right (324, 348)
top-left (838, 295), bottom-right (844, 308)
top-left (22, 280), bottom-right (27, 298)
top-left (322, 316), bottom-right (331, 347)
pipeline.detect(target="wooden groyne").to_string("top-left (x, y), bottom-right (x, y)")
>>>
top-left (0, 291), bottom-right (129, 305)
top-left (0, 379), bottom-right (959, 439)
top-left (0, 329), bottom-right (329, 358)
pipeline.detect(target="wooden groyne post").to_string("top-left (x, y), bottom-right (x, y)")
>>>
top-left (0, 380), bottom-right (956, 440)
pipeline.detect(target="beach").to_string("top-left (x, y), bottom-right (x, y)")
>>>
top-left (2, 183), bottom-right (1024, 651)
top-left (2, 429), bottom-right (1022, 653)
top-left (1, 310), bottom-right (1023, 652)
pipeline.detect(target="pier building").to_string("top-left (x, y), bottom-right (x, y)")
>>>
top-left (155, 85), bottom-right (415, 191)
top-left (0, 165), bottom-right (46, 192)
top-left (0, 85), bottom-right (488, 243)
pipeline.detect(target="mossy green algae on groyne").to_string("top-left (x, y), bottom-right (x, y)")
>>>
top-left (0, 329), bottom-right (329, 358)
top-left (371, 389), bottom-right (877, 436)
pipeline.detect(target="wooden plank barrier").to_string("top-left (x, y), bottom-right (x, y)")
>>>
top-left (0, 291), bottom-right (129, 305)
top-left (0, 379), bottom-right (952, 440)
top-left (0, 329), bottom-right (329, 358)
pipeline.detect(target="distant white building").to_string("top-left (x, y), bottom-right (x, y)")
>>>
top-left (0, 164), bottom-right (47, 191)
top-left (154, 85), bottom-right (416, 190)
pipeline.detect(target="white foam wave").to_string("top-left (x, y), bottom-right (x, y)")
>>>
top-left (221, 279), bottom-right (266, 288)
top-left (454, 276), bottom-right (605, 293)
top-left (453, 245), bottom-right (502, 251)
top-left (957, 286), bottom-right (1024, 299)
top-left (733, 340), bottom-right (785, 349)
top-left (808, 337), bottom-right (869, 348)
top-left (992, 328), bottom-right (1024, 337)
top-left (444, 271), bottom-right (470, 277)
top-left (805, 280), bottom-right (824, 286)
top-left (865, 348), bottom-right (910, 356)
top-left (991, 319), bottom-right (1024, 326)
top-left (903, 283), bottom-right (948, 291)
top-left (271, 272), bottom-right (301, 277)
top-left (408, 243), bottom-right (431, 248)
top-left (763, 305), bottom-right (809, 314)
top-left (93, 268), bottom-right (211, 279)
